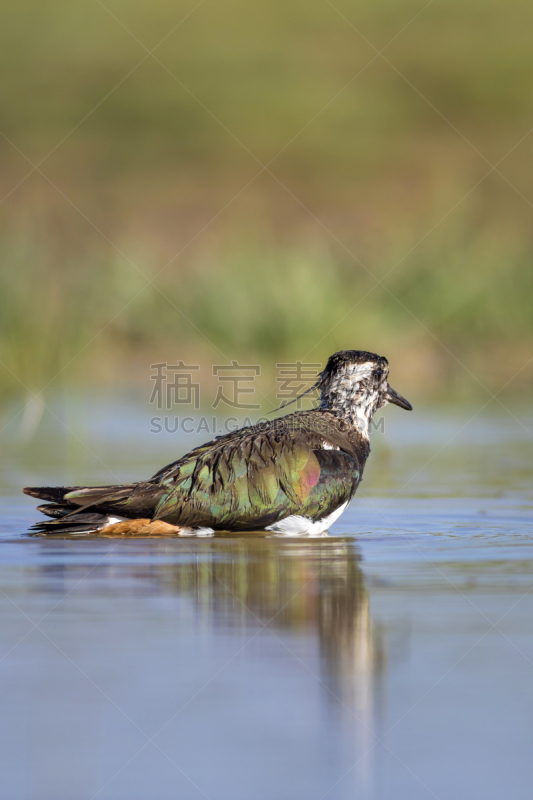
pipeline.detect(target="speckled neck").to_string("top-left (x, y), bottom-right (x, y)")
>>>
top-left (318, 371), bottom-right (379, 440)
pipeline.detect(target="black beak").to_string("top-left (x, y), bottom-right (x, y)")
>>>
top-left (384, 383), bottom-right (412, 411)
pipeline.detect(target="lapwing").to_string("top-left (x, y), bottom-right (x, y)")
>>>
top-left (24, 350), bottom-right (412, 536)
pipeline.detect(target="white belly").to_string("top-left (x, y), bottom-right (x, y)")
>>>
top-left (100, 504), bottom-right (349, 538)
top-left (265, 500), bottom-right (349, 537)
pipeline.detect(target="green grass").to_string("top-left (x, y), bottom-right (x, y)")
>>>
top-left (1, 0), bottom-right (532, 402)
top-left (1, 210), bottom-right (532, 403)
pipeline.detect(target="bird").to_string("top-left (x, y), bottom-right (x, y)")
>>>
top-left (24, 350), bottom-right (412, 536)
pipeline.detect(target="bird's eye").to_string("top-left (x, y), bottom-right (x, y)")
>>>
top-left (373, 369), bottom-right (383, 380)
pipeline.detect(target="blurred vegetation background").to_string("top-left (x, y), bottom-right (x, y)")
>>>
top-left (1, 0), bottom-right (532, 407)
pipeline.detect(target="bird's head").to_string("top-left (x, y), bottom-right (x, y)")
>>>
top-left (317, 350), bottom-right (412, 436)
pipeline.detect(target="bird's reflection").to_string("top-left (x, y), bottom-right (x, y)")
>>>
top-left (39, 534), bottom-right (385, 706)
top-left (33, 535), bottom-right (385, 797)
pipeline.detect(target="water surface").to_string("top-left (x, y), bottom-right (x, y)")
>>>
top-left (1, 401), bottom-right (532, 800)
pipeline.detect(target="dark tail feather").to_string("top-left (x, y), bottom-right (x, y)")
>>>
top-left (37, 503), bottom-right (78, 518)
top-left (24, 481), bottom-right (165, 534)
top-left (24, 484), bottom-right (136, 516)
top-left (23, 486), bottom-right (83, 502)
top-left (30, 511), bottom-right (113, 536)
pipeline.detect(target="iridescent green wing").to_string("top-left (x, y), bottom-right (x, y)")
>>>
top-left (153, 431), bottom-right (327, 530)
top-left (306, 448), bottom-right (361, 512)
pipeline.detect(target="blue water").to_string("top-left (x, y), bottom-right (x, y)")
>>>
top-left (0, 400), bottom-right (532, 800)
